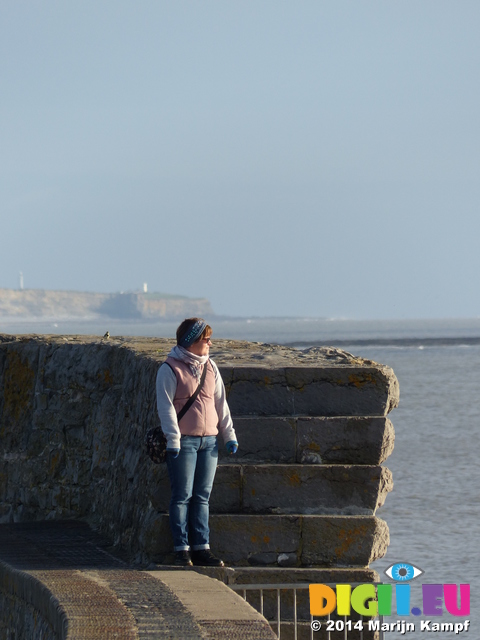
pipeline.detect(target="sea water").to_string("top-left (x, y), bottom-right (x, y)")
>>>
top-left (1, 317), bottom-right (479, 636)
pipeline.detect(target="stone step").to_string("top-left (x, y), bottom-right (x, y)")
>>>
top-left (148, 464), bottom-right (393, 515)
top-left (219, 362), bottom-right (398, 417)
top-left (228, 565), bottom-right (379, 585)
top-left (149, 564), bottom-right (378, 586)
top-left (147, 514), bottom-right (389, 568)
top-left (218, 416), bottom-right (394, 464)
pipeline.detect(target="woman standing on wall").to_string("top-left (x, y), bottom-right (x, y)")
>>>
top-left (156, 318), bottom-right (238, 567)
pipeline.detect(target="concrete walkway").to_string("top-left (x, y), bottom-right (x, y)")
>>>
top-left (0, 521), bottom-right (276, 639)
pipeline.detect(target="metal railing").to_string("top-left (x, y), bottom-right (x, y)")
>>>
top-left (231, 582), bottom-right (385, 640)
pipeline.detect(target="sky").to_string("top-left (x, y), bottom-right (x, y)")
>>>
top-left (1, 1), bottom-right (479, 319)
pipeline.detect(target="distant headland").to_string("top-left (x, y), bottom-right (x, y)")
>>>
top-left (0, 288), bottom-right (213, 320)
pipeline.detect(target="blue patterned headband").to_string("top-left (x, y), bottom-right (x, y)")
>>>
top-left (179, 320), bottom-right (207, 347)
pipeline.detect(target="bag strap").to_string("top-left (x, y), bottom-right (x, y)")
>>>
top-left (176, 360), bottom-right (209, 422)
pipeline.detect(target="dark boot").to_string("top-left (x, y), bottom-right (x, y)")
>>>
top-left (174, 550), bottom-right (193, 566)
top-left (191, 549), bottom-right (224, 567)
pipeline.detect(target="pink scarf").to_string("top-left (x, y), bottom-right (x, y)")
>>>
top-left (168, 345), bottom-right (208, 381)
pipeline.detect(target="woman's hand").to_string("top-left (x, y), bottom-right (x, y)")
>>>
top-left (226, 441), bottom-right (238, 455)
top-left (166, 448), bottom-right (180, 458)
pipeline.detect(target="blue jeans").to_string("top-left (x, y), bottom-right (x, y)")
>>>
top-left (166, 435), bottom-right (218, 551)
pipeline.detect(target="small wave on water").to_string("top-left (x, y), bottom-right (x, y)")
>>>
top-left (286, 336), bottom-right (480, 349)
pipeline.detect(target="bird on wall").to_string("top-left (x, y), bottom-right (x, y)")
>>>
top-left (103, 331), bottom-right (110, 339)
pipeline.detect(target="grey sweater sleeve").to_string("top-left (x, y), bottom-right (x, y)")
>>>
top-left (155, 364), bottom-right (181, 450)
top-left (210, 359), bottom-right (237, 445)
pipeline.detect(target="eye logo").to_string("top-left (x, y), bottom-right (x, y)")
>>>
top-left (385, 562), bottom-right (424, 582)
top-left (310, 563), bottom-right (470, 619)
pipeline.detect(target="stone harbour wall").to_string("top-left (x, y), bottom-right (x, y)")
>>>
top-left (0, 334), bottom-right (398, 570)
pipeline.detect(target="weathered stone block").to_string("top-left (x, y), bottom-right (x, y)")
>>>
top-left (209, 515), bottom-right (301, 566)
top-left (139, 511), bottom-right (175, 560)
top-left (285, 367), bottom-right (398, 417)
top-left (210, 465), bottom-right (242, 513)
top-left (217, 348), bottom-right (398, 418)
top-left (230, 566), bottom-right (379, 585)
top-left (226, 369), bottom-right (294, 416)
top-left (220, 416), bottom-right (394, 465)
top-left (242, 465), bottom-right (393, 515)
top-left (297, 417), bottom-right (395, 465)
top-left (301, 516), bottom-right (389, 567)
top-left (218, 417), bottom-right (296, 463)
top-left (209, 514), bottom-right (389, 567)
top-left (147, 462), bottom-right (392, 516)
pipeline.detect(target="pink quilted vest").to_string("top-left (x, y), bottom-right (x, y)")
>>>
top-left (166, 357), bottom-right (218, 436)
